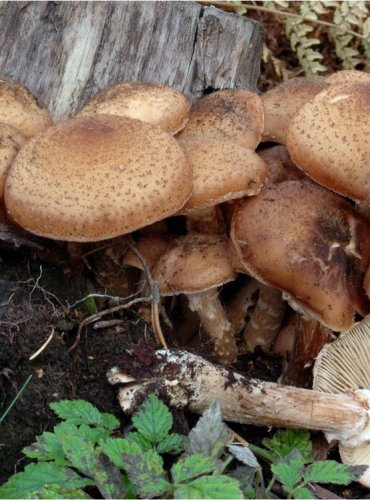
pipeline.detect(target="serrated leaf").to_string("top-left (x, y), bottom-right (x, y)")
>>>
top-left (132, 394), bottom-right (172, 445)
top-left (80, 423), bottom-right (111, 443)
top-left (175, 475), bottom-right (243, 499)
top-left (228, 444), bottom-right (260, 469)
top-left (50, 400), bottom-right (119, 431)
top-left (188, 401), bottom-right (233, 458)
top-left (292, 486), bottom-right (314, 499)
top-left (125, 431), bottom-right (153, 451)
top-left (172, 455), bottom-right (216, 484)
top-left (261, 429), bottom-right (314, 463)
top-left (92, 449), bottom-right (127, 499)
top-left (0, 462), bottom-right (93, 499)
top-left (123, 449), bottom-right (171, 498)
top-left (100, 438), bottom-right (142, 469)
top-left (56, 422), bottom-right (96, 476)
top-left (23, 431), bottom-right (68, 465)
top-left (304, 460), bottom-right (353, 485)
top-left (271, 449), bottom-right (305, 492)
top-left (156, 433), bottom-right (188, 454)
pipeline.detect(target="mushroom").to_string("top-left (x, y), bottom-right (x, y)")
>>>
top-left (230, 180), bottom-right (370, 332)
top-left (151, 233), bottom-right (238, 365)
top-left (286, 82), bottom-right (370, 201)
top-left (78, 81), bottom-right (191, 135)
top-left (0, 123), bottom-right (26, 200)
top-left (4, 114), bottom-right (192, 241)
top-left (261, 77), bottom-right (328, 144)
top-left (325, 69), bottom-right (370, 85)
top-left (178, 136), bottom-right (267, 233)
top-left (0, 76), bottom-right (52, 137)
top-left (177, 89), bottom-right (264, 150)
top-left (108, 345), bottom-right (370, 472)
top-left (258, 145), bottom-right (306, 186)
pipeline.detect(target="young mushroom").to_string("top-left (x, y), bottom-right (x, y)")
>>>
top-left (78, 81), bottom-right (191, 135)
top-left (108, 340), bottom-right (370, 487)
top-left (230, 180), bottom-right (370, 332)
top-left (4, 114), bottom-right (192, 241)
top-left (0, 123), bottom-right (26, 200)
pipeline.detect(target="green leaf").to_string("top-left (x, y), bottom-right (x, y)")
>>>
top-left (23, 431), bottom-right (68, 465)
top-left (92, 449), bottom-right (127, 499)
top-left (292, 486), bottom-right (314, 499)
top-left (80, 423), bottom-right (111, 444)
top-left (57, 422), bottom-right (96, 476)
top-left (271, 449), bottom-right (305, 492)
top-left (175, 475), bottom-right (243, 499)
top-left (304, 460), bottom-right (353, 485)
top-left (261, 429), bottom-right (314, 463)
top-left (50, 399), bottom-right (119, 431)
top-left (24, 485), bottom-right (91, 499)
top-left (156, 433), bottom-right (188, 454)
top-left (123, 448), bottom-right (171, 498)
top-left (228, 444), bottom-right (260, 468)
top-left (188, 401), bottom-right (233, 458)
top-left (132, 394), bottom-right (172, 445)
top-left (100, 438), bottom-right (142, 469)
top-left (172, 455), bottom-right (216, 484)
top-left (0, 462), bottom-right (93, 499)
top-left (125, 431), bottom-right (152, 452)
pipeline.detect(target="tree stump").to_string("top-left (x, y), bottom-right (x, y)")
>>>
top-left (0, 1), bottom-right (264, 121)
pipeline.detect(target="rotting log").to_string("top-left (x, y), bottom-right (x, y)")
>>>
top-left (0, 1), bottom-right (264, 121)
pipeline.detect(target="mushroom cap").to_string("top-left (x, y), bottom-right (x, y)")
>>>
top-left (121, 235), bottom-right (173, 271)
top-left (178, 136), bottom-right (267, 214)
top-left (0, 76), bottom-right (52, 138)
top-left (286, 82), bottom-right (370, 201)
top-left (326, 70), bottom-right (370, 85)
top-left (0, 123), bottom-right (26, 199)
top-left (177, 89), bottom-right (264, 150)
top-left (261, 77), bottom-right (328, 144)
top-left (230, 180), bottom-right (370, 331)
top-left (152, 233), bottom-right (236, 295)
top-left (258, 145), bottom-right (306, 186)
top-left (5, 114), bottom-right (192, 242)
top-left (313, 316), bottom-right (370, 487)
top-left (78, 81), bottom-right (190, 135)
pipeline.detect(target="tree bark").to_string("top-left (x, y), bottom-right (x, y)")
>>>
top-left (0, 1), bottom-right (264, 121)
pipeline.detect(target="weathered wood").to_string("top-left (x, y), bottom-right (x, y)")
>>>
top-left (0, 1), bottom-right (263, 121)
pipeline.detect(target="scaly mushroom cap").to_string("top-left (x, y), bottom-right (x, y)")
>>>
top-left (287, 83), bottom-right (370, 201)
top-left (0, 77), bottom-right (52, 138)
top-left (177, 89), bottom-right (263, 149)
top-left (326, 70), bottom-right (370, 85)
top-left (152, 233), bottom-right (236, 295)
top-left (230, 180), bottom-right (370, 332)
top-left (78, 81), bottom-right (190, 135)
top-left (5, 115), bottom-right (192, 241)
top-left (261, 77), bottom-right (328, 144)
top-left (0, 123), bottom-right (26, 199)
top-left (258, 145), bottom-right (306, 186)
top-left (178, 136), bottom-right (267, 214)
top-left (313, 316), bottom-right (370, 487)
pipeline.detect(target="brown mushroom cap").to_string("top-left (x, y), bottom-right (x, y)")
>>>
top-left (258, 145), bottom-right (306, 186)
top-left (326, 70), bottom-right (370, 85)
top-left (230, 180), bottom-right (370, 331)
top-left (0, 77), bottom-right (52, 138)
top-left (5, 115), bottom-right (192, 241)
top-left (178, 136), bottom-right (267, 214)
top-left (286, 82), bottom-right (370, 201)
top-left (78, 81), bottom-right (190, 135)
top-left (152, 233), bottom-right (236, 295)
top-left (261, 77), bottom-right (328, 144)
top-left (0, 123), bottom-right (26, 199)
top-left (177, 89), bottom-right (264, 149)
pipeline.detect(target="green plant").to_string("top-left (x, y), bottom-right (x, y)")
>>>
top-left (0, 396), bottom-right (365, 499)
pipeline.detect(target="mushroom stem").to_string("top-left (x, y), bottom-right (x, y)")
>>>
top-left (187, 290), bottom-right (237, 365)
top-left (109, 349), bottom-right (370, 448)
top-left (186, 205), bottom-right (226, 234)
top-left (225, 278), bottom-right (259, 333)
top-left (243, 284), bottom-right (286, 352)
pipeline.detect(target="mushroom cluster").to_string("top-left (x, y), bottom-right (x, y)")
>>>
top-left (4, 71), bottom-right (370, 483)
